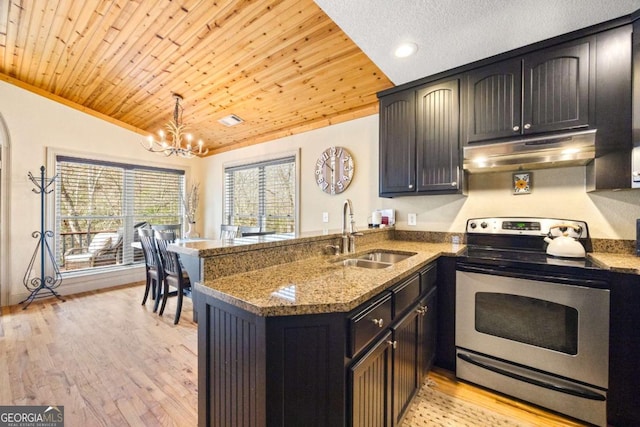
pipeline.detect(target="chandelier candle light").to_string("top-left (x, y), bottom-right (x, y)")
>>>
top-left (142, 93), bottom-right (209, 158)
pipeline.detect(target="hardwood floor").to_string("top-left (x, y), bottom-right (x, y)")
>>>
top-left (0, 283), bottom-right (588, 426)
top-left (0, 283), bottom-right (197, 426)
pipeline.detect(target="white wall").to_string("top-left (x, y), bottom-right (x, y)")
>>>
top-left (202, 115), bottom-right (382, 238)
top-left (202, 115), bottom-right (640, 240)
top-left (0, 80), bottom-right (204, 306)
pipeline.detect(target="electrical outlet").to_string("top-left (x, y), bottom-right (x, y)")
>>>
top-left (322, 212), bottom-right (329, 223)
top-left (408, 213), bottom-right (417, 226)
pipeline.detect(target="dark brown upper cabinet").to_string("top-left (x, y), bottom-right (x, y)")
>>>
top-left (466, 39), bottom-right (592, 144)
top-left (379, 90), bottom-right (416, 195)
top-left (379, 79), bottom-right (461, 197)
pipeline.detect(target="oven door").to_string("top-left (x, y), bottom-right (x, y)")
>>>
top-left (456, 268), bottom-right (610, 389)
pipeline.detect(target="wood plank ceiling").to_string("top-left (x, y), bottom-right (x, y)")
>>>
top-left (0, 0), bottom-right (392, 156)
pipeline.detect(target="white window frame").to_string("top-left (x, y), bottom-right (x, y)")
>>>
top-left (222, 149), bottom-right (300, 235)
top-left (46, 148), bottom-right (191, 293)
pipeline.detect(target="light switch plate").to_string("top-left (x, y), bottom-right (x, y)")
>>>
top-left (408, 213), bottom-right (417, 226)
top-left (322, 212), bottom-right (329, 223)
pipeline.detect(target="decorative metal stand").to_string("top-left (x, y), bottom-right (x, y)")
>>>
top-left (21, 166), bottom-right (64, 309)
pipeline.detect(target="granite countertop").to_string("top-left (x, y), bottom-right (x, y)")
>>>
top-left (588, 252), bottom-right (640, 275)
top-left (195, 241), bottom-right (464, 317)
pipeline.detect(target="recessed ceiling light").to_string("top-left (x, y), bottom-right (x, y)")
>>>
top-left (394, 42), bottom-right (418, 58)
top-left (218, 114), bottom-right (244, 127)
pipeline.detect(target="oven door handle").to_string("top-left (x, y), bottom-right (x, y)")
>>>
top-left (457, 352), bottom-right (606, 401)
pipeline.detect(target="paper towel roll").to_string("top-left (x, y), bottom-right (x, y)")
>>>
top-left (372, 211), bottom-right (382, 226)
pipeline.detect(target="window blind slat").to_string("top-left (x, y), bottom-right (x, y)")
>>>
top-left (224, 156), bottom-right (295, 233)
top-left (55, 158), bottom-right (184, 271)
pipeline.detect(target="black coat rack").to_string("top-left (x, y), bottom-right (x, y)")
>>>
top-left (21, 166), bottom-right (64, 309)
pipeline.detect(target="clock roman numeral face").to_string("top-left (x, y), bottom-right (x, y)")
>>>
top-left (315, 146), bottom-right (354, 194)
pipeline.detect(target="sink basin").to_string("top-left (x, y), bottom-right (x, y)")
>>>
top-left (356, 251), bottom-right (416, 264)
top-left (334, 250), bottom-right (417, 269)
top-left (338, 258), bottom-right (393, 269)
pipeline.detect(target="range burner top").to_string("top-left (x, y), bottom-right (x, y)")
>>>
top-left (464, 247), bottom-right (597, 269)
top-left (460, 217), bottom-right (605, 276)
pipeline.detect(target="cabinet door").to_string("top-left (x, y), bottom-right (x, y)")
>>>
top-left (522, 41), bottom-right (590, 134)
top-left (392, 309), bottom-right (420, 426)
top-left (466, 59), bottom-right (522, 143)
top-left (379, 91), bottom-right (416, 195)
top-left (350, 331), bottom-right (393, 427)
top-left (416, 80), bottom-right (461, 192)
top-left (418, 287), bottom-right (438, 380)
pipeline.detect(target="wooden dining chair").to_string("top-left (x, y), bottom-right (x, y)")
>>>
top-left (151, 223), bottom-right (182, 237)
top-left (155, 230), bottom-right (191, 324)
top-left (220, 224), bottom-right (239, 239)
top-left (138, 228), bottom-right (163, 309)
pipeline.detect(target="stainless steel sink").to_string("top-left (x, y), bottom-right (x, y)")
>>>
top-left (335, 250), bottom-right (417, 269)
top-left (338, 258), bottom-right (393, 269)
top-left (356, 251), bottom-right (416, 264)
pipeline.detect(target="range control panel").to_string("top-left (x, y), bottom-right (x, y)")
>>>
top-left (466, 217), bottom-right (589, 238)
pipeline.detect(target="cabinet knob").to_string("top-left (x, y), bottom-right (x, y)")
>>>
top-left (417, 305), bottom-right (428, 316)
top-left (524, 123), bottom-right (531, 130)
top-left (451, 182), bottom-right (457, 187)
top-left (387, 340), bottom-right (397, 349)
top-left (372, 318), bottom-right (384, 328)
top-left (408, 184), bottom-right (414, 189)
top-left (513, 125), bottom-right (520, 132)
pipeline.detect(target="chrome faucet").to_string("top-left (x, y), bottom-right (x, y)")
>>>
top-left (341, 199), bottom-right (358, 254)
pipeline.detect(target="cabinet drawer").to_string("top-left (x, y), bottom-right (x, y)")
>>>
top-left (421, 263), bottom-right (437, 294)
top-left (349, 293), bottom-right (392, 357)
top-left (392, 275), bottom-right (420, 318)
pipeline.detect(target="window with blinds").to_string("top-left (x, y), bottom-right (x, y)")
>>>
top-left (55, 156), bottom-right (184, 272)
top-left (224, 155), bottom-right (296, 234)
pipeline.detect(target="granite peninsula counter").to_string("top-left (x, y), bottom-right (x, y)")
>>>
top-left (195, 240), bottom-right (462, 316)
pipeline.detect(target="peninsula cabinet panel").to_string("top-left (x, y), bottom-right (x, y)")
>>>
top-left (197, 293), bottom-right (346, 427)
top-left (379, 91), bottom-right (416, 195)
top-left (466, 39), bottom-right (591, 144)
top-left (197, 297), bottom-right (267, 427)
top-left (265, 313), bottom-right (346, 426)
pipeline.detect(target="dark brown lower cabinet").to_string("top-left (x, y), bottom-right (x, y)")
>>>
top-left (350, 331), bottom-right (393, 427)
top-left (196, 262), bottom-right (438, 427)
top-left (418, 287), bottom-right (437, 379)
top-left (349, 287), bottom-right (438, 427)
top-left (392, 308), bottom-right (420, 426)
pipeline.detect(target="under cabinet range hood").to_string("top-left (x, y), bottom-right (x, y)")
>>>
top-left (463, 129), bottom-right (597, 173)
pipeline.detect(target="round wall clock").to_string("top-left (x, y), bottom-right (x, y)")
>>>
top-left (315, 146), bottom-right (354, 194)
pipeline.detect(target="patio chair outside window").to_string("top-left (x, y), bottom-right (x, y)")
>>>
top-left (64, 231), bottom-right (122, 270)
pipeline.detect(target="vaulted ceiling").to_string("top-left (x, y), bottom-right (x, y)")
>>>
top-left (0, 0), bottom-right (392, 155)
top-left (2, 1), bottom-right (639, 157)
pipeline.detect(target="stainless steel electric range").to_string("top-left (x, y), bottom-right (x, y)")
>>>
top-left (456, 217), bottom-right (610, 427)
